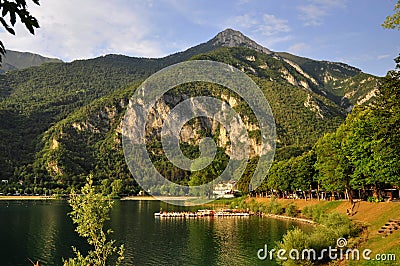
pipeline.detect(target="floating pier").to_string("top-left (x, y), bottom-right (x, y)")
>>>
top-left (154, 209), bottom-right (251, 218)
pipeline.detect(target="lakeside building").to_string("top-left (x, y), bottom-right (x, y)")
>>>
top-left (213, 180), bottom-right (238, 199)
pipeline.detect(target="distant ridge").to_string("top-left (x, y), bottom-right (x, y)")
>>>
top-left (0, 50), bottom-right (62, 72)
top-left (0, 28), bottom-right (378, 186)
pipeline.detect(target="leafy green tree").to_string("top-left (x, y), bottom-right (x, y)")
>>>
top-left (101, 179), bottom-right (111, 195)
top-left (314, 128), bottom-right (355, 203)
top-left (276, 227), bottom-right (313, 266)
top-left (383, 0), bottom-right (400, 30)
top-left (291, 152), bottom-right (316, 199)
top-left (111, 179), bottom-right (123, 198)
top-left (65, 177), bottom-right (124, 266)
top-left (266, 160), bottom-right (293, 194)
top-left (0, 0), bottom-right (40, 61)
top-left (314, 133), bottom-right (340, 192)
top-left (344, 109), bottom-right (386, 198)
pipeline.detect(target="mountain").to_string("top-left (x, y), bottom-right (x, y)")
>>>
top-left (210, 28), bottom-right (272, 54)
top-left (0, 29), bottom-right (379, 194)
top-left (170, 29), bottom-right (377, 110)
top-left (0, 50), bottom-right (62, 73)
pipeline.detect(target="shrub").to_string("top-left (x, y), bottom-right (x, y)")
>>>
top-left (267, 196), bottom-right (283, 215)
top-left (301, 205), bottom-right (312, 219)
top-left (277, 211), bottom-right (362, 265)
top-left (64, 177), bottom-right (124, 266)
top-left (308, 226), bottom-right (336, 252)
top-left (367, 196), bottom-right (383, 203)
top-left (285, 203), bottom-right (298, 217)
top-left (301, 204), bottom-right (325, 222)
top-left (270, 203), bottom-right (284, 215)
top-left (276, 228), bottom-right (314, 266)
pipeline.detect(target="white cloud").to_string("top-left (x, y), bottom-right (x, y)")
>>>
top-left (0, 0), bottom-right (165, 61)
top-left (298, 0), bottom-right (347, 26)
top-left (288, 42), bottom-right (310, 54)
top-left (230, 14), bottom-right (259, 29)
top-left (230, 13), bottom-right (290, 36)
top-left (257, 14), bottom-right (291, 36)
top-left (298, 5), bottom-right (326, 26)
top-left (377, 54), bottom-right (390, 60)
top-left (263, 35), bottom-right (294, 49)
top-left (225, 12), bottom-right (292, 49)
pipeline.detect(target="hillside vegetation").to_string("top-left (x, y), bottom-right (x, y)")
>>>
top-left (0, 29), bottom-right (380, 196)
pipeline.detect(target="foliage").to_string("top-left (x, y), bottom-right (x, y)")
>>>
top-left (0, 0), bottom-right (40, 61)
top-left (65, 177), bottom-right (124, 266)
top-left (312, 60), bottom-right (400, 198)
top-left (301, 204), bottom-right (325, 222)
top-left (382, 0), bottom-right (400, 30)
top-left (367, 196), bottom-right (383, 203)
top-left (276, 227), bottom-right (313, 266)
top-left (261, 151), bottom-right (315, 196)
top-left (0, 44), bottom-right (378, 195)
top-left (277, 211), bottom-right (359, 265)
top-left (285, 203), bottom-right (298, 217)
top-left (266, 196), bottom-right (284, 215)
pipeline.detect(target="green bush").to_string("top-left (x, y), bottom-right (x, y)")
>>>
top-left (367, 196), bottom-right (383, 203)
top-left (301, 205), bottom-right (312, 219)
top-left (276, 227), bottom-right (314, 266)
top-left (285, 203), bottom-right (298, 217)
top-left (301, 204), bottom-right (326, 222)
top-left (308, 226), bottom-right (336, 252)
top-left (64, 177), bottom-right (124, 266)
top-left (262, 196), bottom-right (283, 215)
top-left (277, 211), bottom-right (362, 265)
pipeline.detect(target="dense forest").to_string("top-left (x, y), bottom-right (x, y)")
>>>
top-left (0, 29), bottom-right (391, 198)
top-left (258, 58), bottom-right (400, 202)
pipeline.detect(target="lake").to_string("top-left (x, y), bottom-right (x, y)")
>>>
top-left (0, 200), bottom-right (312, 266)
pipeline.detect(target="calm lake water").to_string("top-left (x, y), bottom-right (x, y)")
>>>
top-left (0, 200), bottom-right (312, 266)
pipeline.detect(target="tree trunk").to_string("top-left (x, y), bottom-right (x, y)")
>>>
top-left (373, 185), bottom-right (379, 199)
top-left (348, 189), bottom-right (354, 205)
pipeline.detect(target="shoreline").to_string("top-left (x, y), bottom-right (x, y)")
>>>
top-left (263, 213), bottom-right (316, 224)
top-left (0, 195), bottom-right (53, 200)
top-left (121, 196), bottom-right (200, 201)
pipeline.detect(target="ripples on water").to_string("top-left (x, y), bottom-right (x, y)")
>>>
top-left (0, 200), bottom-right (312, 266)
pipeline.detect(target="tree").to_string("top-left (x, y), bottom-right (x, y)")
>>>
top-left (383, 0), bottom-right (400, 30)
top-left (0, 0), bottom-right (40, 62)
top-left (314, 133), bottom-right (342, 193)
top-left (64, 176), bottom-right (124, 266)
top-left (314, 127), bottom-right (356, 204)
top-left (292, 152), bottom-right (316, 200)
top-left (111, 179), bottom-right (123, 198)
top-left (266, 160), bottom-right (293, 195)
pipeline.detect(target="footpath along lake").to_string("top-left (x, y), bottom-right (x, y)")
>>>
top-left (0, 200), bottom-right (313, 266)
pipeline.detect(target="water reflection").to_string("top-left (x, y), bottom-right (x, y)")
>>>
top-left (0, 200), bottom-right (313, 266)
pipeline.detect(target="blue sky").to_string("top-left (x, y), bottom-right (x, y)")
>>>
top-left (0, 0), bottom-right (399, 76)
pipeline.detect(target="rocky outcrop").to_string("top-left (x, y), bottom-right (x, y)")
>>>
top-left (304, 94), bottom-right (325, 119)
top-left (210, 28), bottom-right (272, 55)
top-left (124, 92), bottom-right (267, 159)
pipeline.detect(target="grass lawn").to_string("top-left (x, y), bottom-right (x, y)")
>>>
top-left (252, 197), bottom-right (400, 265)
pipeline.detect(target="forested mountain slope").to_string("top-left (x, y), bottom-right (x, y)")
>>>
top-left (0, 29), bottom-right (378, 194)
top-left (0, 50), bottom-right (62, 73)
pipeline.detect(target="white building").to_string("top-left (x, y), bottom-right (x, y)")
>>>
top-left (213, 180), bottom-right (238, 198)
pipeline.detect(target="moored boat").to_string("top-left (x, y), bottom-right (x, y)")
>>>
top-left (154, 209), bottom-right (251, 218)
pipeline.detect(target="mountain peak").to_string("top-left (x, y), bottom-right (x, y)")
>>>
top-left (1, 50), bottom-right (62, 73)
top-left (210, 28), bottom-right (271, 55)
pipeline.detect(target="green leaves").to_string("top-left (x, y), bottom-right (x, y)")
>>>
top-left (314, 63), bottom-right (400, 196)
top-left (382, 1), bottom-right (400, 30)
top-left (66, 176), bottom-right (125, 266)
top-left (0, 0), bottom-right (40, 60)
